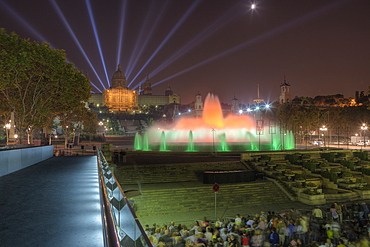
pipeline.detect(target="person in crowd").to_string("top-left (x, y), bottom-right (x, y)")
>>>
top-left (235, 214), bottom-right (242, 226)
top-left (204, 227), bottom-right (213, 244)
top-left (250, 229), bottom-right (264, 247)
top-left (240, 231), bottom-right (250, 247)
top-left (330, 220), bottom-right (340, 246)
top-left (145, 201), bottom-right (370, 247)
top-left (200, 217), bottom-right (210, 232)
top-left (269, 227), bottom-right (279, 247)
top-left (257, 217), bottom-right (267, 231)
top-left (360, 202), bottom-right (370, 221)
top-left (149, 233), bottom-right (159, 247)
top-left (312, 206), bottom-right (323, 220)
top-left (334, 202), bottom-right (343, 223)
top-left (161, 229), bottom-right (172, 244)
top-left (324, 238), bottom-right (334, 247)
top-left (275, 218), bottom-right (286, 246)
top-left (330, 204), bottom-right (338, 221)
top-left (174, 235), bottom-right (185, 247)
top-left (352, 202), bottom-right (360, 219)
top-left (155, 228), bottom-right (162, 240)
top-left (228, 234), bottom-right (239, 247)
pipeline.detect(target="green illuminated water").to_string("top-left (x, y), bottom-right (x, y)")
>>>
top-left (271, 133), bottom-right (281, 151)
top-left (143, 132), bottom-right (151, 151)
top-left (133, 129), bottom-right (295, 152)
top-left (134, 132), bottom-right (142, 150)
top-left (285, 131), bottom-right (295, 149)
top-left (218, 133), bottom-right (229, 151)
top-left (186, 130), bottom-right (195, 152)
top-left (159, 131), bottom-right (168, 151)
top-left (246, 132), bottom-right (258, 151)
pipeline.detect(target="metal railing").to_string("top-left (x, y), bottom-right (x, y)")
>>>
top-left (97, 148), bottom-right (152, 247)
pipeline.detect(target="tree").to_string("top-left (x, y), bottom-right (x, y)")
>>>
top-left (56, 105), bottom-right (98, 147)
top-left (0, 29), bottom-right (91, 143)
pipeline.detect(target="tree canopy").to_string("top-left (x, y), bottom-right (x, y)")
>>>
top-left (0, 29), bottom-right (92, 142)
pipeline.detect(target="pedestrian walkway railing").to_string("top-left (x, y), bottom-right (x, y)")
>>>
top-left (97, 147), bottom-right (152, 247)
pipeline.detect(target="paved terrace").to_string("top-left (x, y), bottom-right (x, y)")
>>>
top-left (0, 156), bottom-right (103, 247)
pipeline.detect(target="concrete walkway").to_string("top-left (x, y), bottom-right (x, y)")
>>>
top-left (0, 156), bottom-right (103, 247)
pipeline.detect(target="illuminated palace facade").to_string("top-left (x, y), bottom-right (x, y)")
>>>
top-left (103, 65), bottom-right (138, 112)
top-left (89, 65), bottom-right (180, 111)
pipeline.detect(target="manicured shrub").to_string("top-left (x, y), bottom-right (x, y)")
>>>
top-left (321, 152), bottom-right (335, 162)
top-left (285, 154), bottom-right (300, 164)
top-left (354, 151), bottom-right (368, 161)
top-left (340, 160), bottom-right (355, 170)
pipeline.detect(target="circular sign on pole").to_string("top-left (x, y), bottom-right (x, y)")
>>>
top-left (212, 183), bottom-right (220, 192)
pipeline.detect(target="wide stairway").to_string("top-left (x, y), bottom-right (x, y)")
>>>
top-left (125, 180), bottom-right (292, 220)
top-left (116, 155), bottom-right (301, 225)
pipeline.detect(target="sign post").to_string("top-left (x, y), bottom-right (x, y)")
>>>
top-left (212, 183), bottom-right (220, 219)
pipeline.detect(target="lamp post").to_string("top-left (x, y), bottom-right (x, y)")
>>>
top-left (320, 125), bottom-right (327, 148)
top-left (5, 122), bottom-right (11, 145)
top-left (211, 127), bottom-right (216, 156)
top-left (361, 123), bottom-right (368, 150)
top-left (98, 121), bottom-right (103, 134)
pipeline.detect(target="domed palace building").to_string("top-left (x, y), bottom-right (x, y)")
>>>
top-left (103, 64), bottom-right (138, 112)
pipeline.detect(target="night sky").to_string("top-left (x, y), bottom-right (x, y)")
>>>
top-left (0, 0), bottom-right (369, 104)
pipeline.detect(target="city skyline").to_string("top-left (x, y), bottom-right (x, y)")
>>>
top-left (0, 0), bottom-right (369, 104)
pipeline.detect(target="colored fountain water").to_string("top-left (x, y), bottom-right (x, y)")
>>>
top-left (134, 93), bottom-right (294, 152)
top-left (186, 130), bottom-right (195, 152)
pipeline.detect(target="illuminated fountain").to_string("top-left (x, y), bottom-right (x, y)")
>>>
top-left (134, 94), bottom-right (294, 152)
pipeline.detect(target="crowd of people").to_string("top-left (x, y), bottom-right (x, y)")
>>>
top-left (143, 201), bottom-right (370, 247)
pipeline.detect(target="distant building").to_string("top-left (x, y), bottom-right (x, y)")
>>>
top-left (103, 64), bottom-right (138, 112)
top-left (142, 75), bottom-right (152, 95)
top-left (89, 93), bottom-right (103, 106)
top-left (231, 95), bottom-right (239, 114)
top-left (279, 78), bottom-right (291, 104)
top-left (253, 84), bottom-right (264, 105)
top-left (138, 77), bottom-right (180, 106)
top-left (194, 93), bottom-right (203, 118)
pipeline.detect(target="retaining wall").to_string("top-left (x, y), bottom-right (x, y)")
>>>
top-left (0, 145), bottom-right (54, 177)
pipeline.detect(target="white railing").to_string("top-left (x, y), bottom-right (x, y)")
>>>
top-left (97, 148), bottom-right (152, 247)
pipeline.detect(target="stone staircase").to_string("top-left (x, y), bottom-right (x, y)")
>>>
top-left (128, 181), bottom-right (292, 218)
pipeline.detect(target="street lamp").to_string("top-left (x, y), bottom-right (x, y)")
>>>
top-left (361, 123), bottom-right (368, 149)
top-left (5, 122), bottom-right (11, 144)
top-left (320, 125), bottom-right (328, 148)
top-left (211, 127), bottom-right (216, 156)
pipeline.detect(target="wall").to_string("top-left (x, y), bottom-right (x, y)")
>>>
top-left (0, 145), bottom-right (54, 177)
top-left (115, 161), bottom-right (246, 185)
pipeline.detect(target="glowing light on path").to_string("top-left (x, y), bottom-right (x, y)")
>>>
top-left (50, 0), bottom-right (104, 92)
top-left (85, 0), bottom-right (110, 87)
top-left (128, 0), bottom-right (201, 87)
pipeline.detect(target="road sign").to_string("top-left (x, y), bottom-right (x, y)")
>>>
top-left (212, 183), bottom-right (220, 192)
